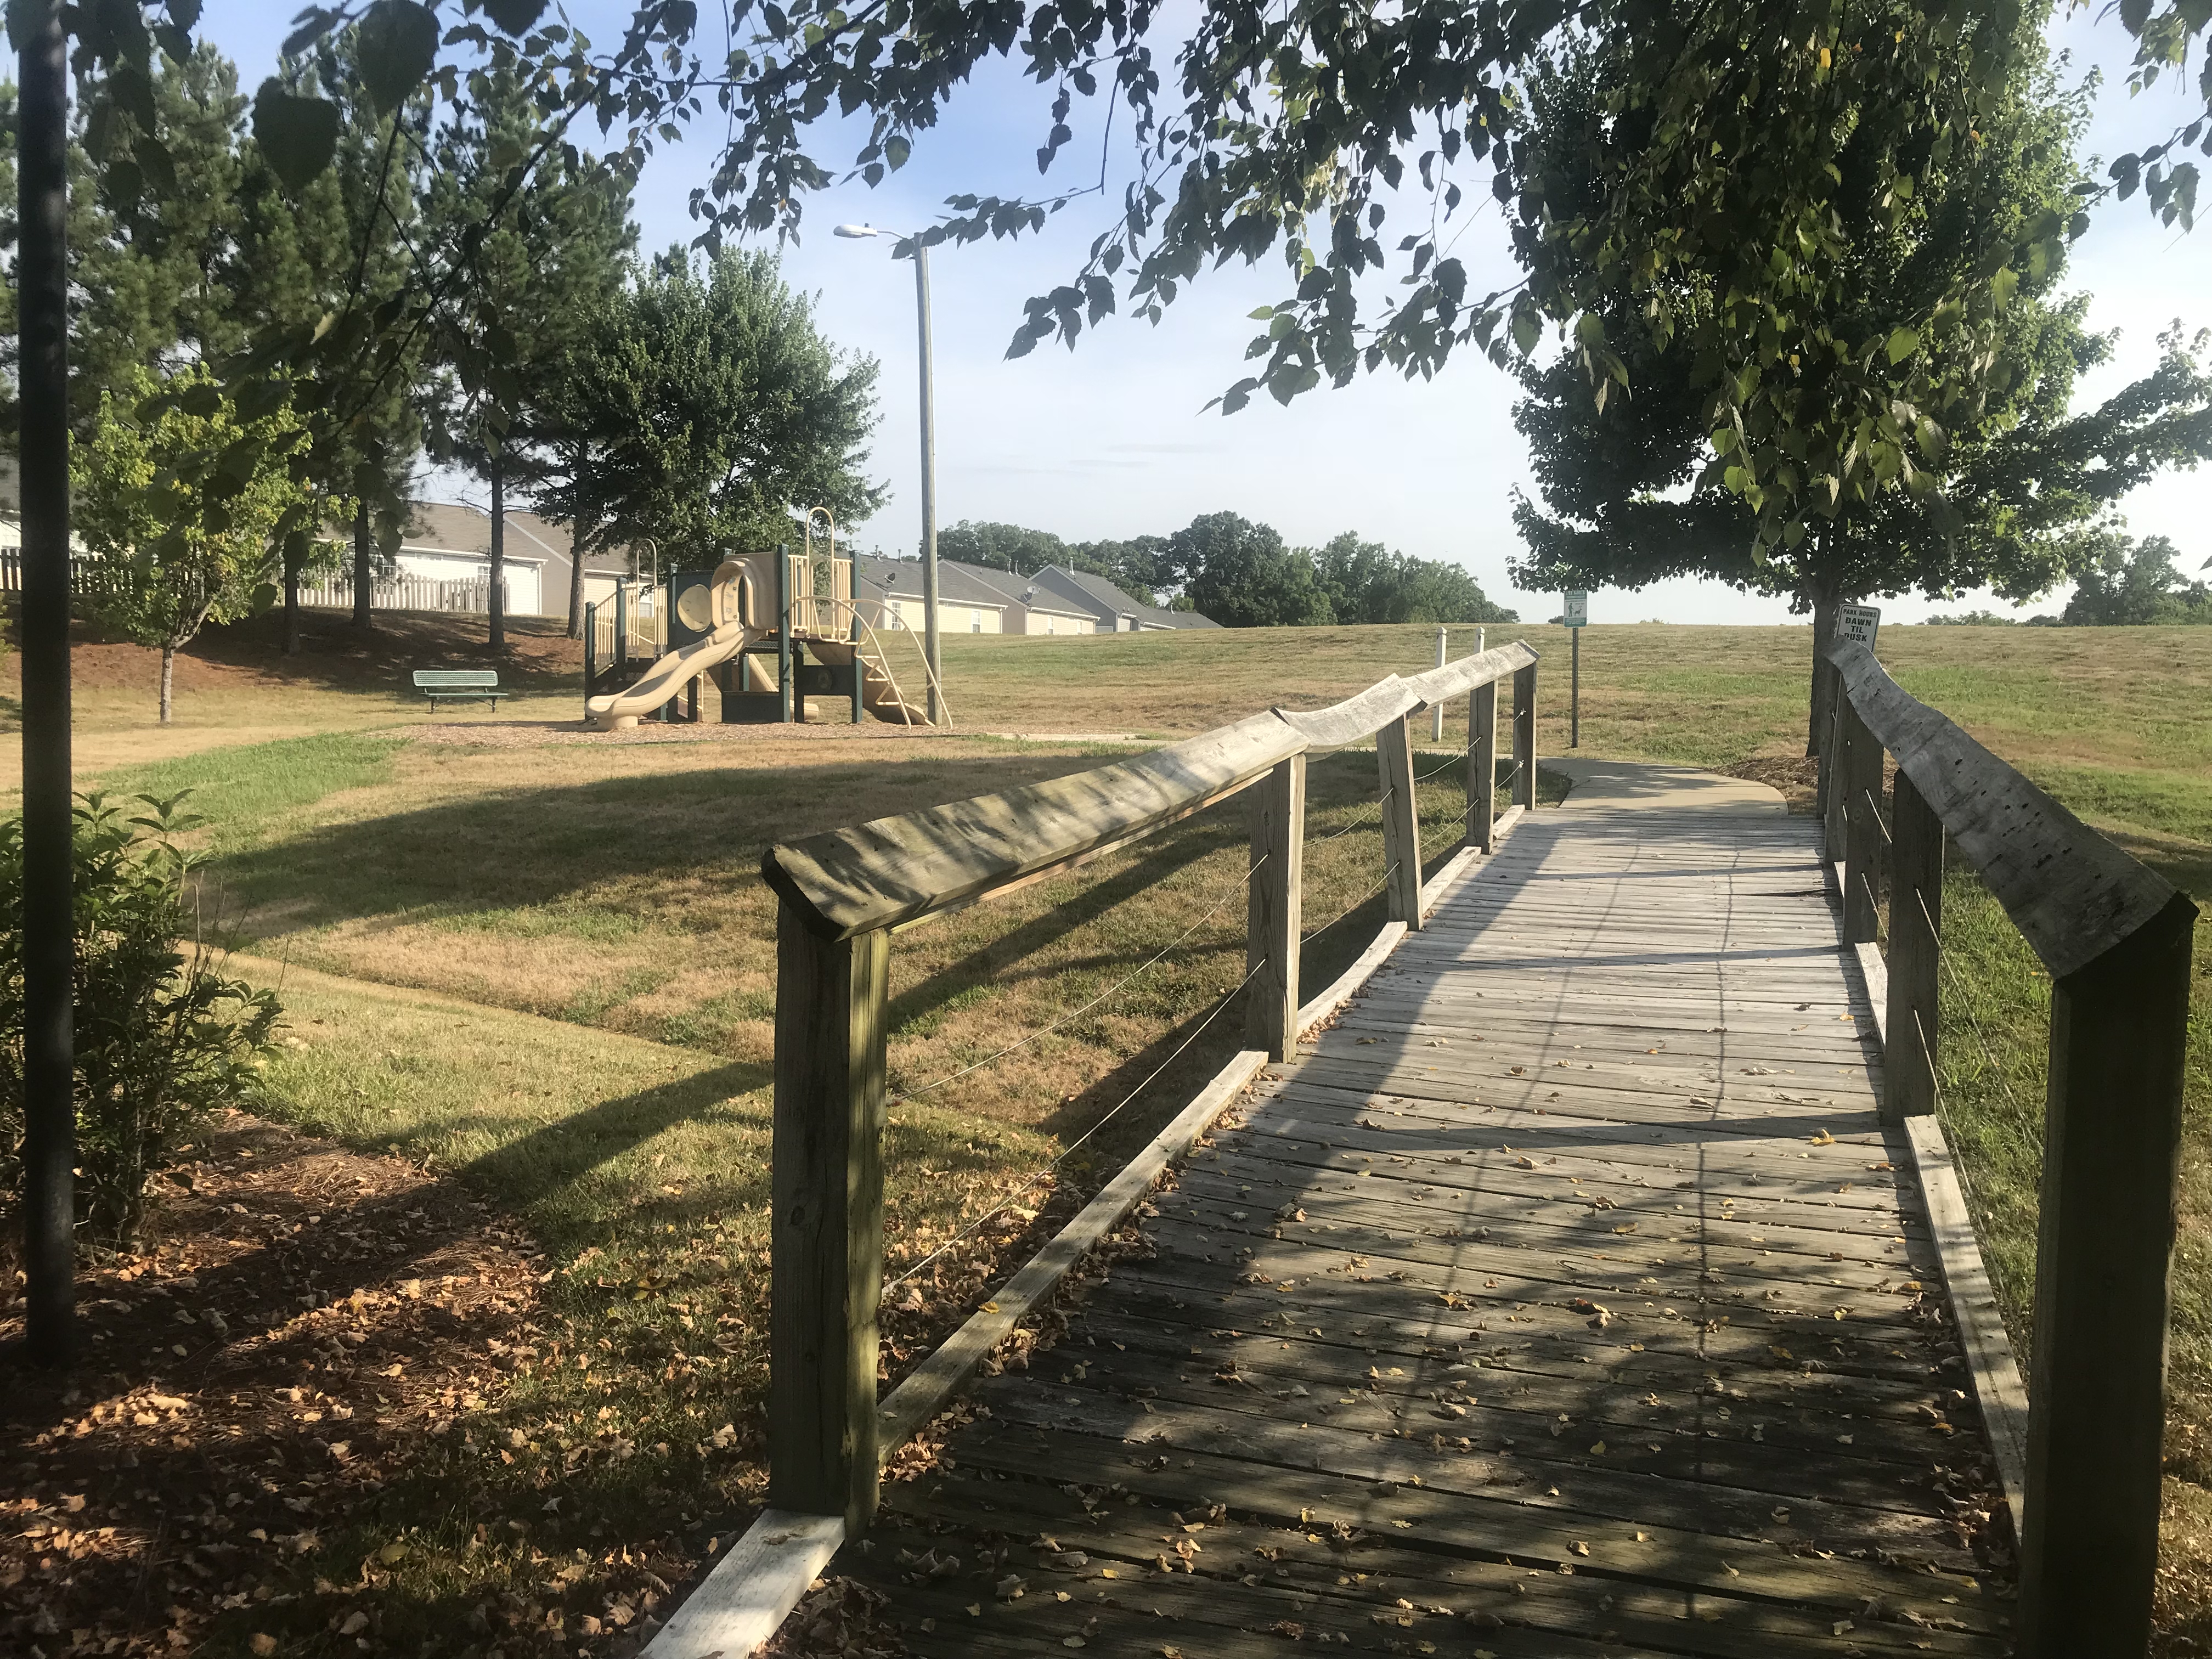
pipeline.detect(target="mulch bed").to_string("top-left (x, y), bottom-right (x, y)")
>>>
top-left (0, 1112), bottom-right (565, 1657)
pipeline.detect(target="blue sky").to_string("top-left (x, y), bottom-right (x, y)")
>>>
top-left (206, 4), bottom-right (2208, 623)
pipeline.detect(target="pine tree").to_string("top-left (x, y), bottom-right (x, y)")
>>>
top-left (421, 65), bottom-right (635, 650)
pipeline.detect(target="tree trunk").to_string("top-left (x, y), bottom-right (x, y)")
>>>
top-left (567, 503), bottom-right (589, 640)
top-left (160, 643), bottom-right (174, 725)
top-left (489, 455), bottom-right (507, 652)
top-left (284, 539), bottom-right (302, 656)
top-left (1805, 580), bottom-right (1840, 758)
top-left (352, 498), bottom-right (374, 631)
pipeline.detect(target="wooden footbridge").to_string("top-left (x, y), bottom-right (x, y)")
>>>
top-left (647, 642), bottom-right (2196, 1659)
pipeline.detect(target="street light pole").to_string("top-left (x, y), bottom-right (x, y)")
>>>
top-left (837, 222), bottom-right (943, 725)
top-left (913, 240), bottom-right (941, 724)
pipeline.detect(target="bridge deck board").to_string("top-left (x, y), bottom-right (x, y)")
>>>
top-left (845, 808), bottom-right (2011, 1656)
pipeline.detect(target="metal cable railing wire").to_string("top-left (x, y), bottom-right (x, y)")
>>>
top-left (883, 959), bottom-right (1267, 1295)
top-left (888, 851), bottom-right (1266, 1107)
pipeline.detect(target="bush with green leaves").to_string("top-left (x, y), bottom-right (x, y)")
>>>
top-left (0, 793), bottom-right (280, 1248)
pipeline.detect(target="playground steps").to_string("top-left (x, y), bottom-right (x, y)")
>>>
top-left (808, 639), bottom-right (928, 725)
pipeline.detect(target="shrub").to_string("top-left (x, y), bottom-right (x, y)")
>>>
top-left (0, 793), bottom-right (280, 1247)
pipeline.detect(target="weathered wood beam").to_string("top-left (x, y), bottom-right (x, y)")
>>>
top-left (1882, 769), bottom-right (1942, 1124)
top-left (1826, 640), bottom-right (2179, 978)
top-left (1466, 680), bottom-right (1498, 851)
top-left (768, 909), bottom-right (889, 1533)
top-left (1245, 756), bottom-right (1305, 1062)
top-left (1376, 716), bottom-right (1423, 929)
top-left (2018, 893), bottom-right (2197, 1658)
top-left (1510, 664), bottom-right (1536, 809)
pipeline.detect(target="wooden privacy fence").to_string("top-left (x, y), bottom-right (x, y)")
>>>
top-left (1818, 637), bottom-right (2198, 1659)
top-left (753, 642), bottom-right (1539, 1533)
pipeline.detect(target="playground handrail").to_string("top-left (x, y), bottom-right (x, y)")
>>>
top-left (813, 594), bottom-right (954, 732)
top-left (754, 638), bottom-right (1539, 1539)
top-left (1816, 638), bottom-right (2196, 1657)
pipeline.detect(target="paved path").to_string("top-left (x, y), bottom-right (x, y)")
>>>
top-left (847, 794), bottom-right (2009, 1656)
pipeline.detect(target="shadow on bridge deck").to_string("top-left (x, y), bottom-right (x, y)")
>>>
top-left (839, 799), bottom-right (2012, 1658)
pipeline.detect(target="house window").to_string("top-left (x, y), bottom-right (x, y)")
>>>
top-left (970, 609), bottom-right (983, 632)
top-left (1046, 614), bottom-right (1056, 635)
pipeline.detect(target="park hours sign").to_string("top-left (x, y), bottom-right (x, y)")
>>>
top-left (1840, 603), bottom-right (1880, 649)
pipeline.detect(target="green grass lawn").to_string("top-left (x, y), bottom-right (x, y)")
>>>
top-left (34, 614), bottom-right (2212, 1648)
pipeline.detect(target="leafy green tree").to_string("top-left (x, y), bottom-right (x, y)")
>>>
top-left (421, 63), bottom-right (635, 650)
top-left (938, 521), bottom-right (1071, 577)
top-left (2062, 533), bottom-right (2212, 623)
top-left (539, 247), bottom-right (882, 572)
top-left (1172, 513), bottom-right (1332, 628)
top-left (72, 365), bottom-right (324, 723)
top-left (1506, 37), bottom-right (2212, 748)
top-left (1315, 534), bottom-right (1517, 625)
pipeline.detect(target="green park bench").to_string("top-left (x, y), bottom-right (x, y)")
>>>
top-left (413, 668), bottom-right (505, 709)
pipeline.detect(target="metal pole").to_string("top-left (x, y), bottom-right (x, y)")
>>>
top-left (1571, 629), bottom-right (1581, 749)
top-left (19, 0), bottom-right (75, 1367)
top-left (915, 240), bottom-right (941, 725)
top-left (583, 600), bottom-right (597, 719)
top-left (1431, 626), bottom-right (1446, 742)
top-left (777, 544), bottom-right (794, 724)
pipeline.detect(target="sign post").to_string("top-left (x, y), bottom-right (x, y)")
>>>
top-left (1562, 592), bottom-right (1589, 748)
top-left (1839, 603), bottom-right (1881, 651)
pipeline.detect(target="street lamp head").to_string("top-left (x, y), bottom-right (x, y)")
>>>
top-left (833, 223), bottom-right (881, 238)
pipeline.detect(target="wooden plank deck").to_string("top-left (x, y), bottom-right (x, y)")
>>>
top-left (845, 805), bottom-right (2013, 1656)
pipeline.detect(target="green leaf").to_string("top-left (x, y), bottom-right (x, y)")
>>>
top-left (482, 0), bottom-right (549, 32)
top-left (1884, 327), bottom-right (1920, 365)
top-left (1990, 267), bottom-right (2018, 308)
top-left (884, 134), bottom-right (911, 171)
top-left (250, 83), bottom-right (339, 189)
top-left (357, 0), bottom-right (440, 117)
top-left (1511, 309), bottom-right (1541, 356)
top-left (250, 582), bottom-right (280, 616)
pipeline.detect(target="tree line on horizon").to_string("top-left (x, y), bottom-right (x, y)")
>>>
top-left (936, 513), bottom-right (1519, 628)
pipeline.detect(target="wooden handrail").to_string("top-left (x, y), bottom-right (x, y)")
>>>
top-left (763, 642), bottom-right (1540, 941)
top-left (1825, 640), bottom-right (2178, 977)
top-left (1819, 636), bottom-right (2198, 1659)
top-left (759, 640), bottom-right (1540, 1541)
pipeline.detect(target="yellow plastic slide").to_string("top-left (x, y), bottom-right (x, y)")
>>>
top-left (584, 624), bottom-right (752, 730)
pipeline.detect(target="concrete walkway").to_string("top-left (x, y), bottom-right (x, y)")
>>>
top-left (1544, 754), bottom-right (1786, 815)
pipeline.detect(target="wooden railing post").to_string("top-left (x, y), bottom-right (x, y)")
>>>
top-left (1821, 684), bottom-right (1850, 859)
top-left (1466, 681), bottom-right (1498, 851)
top-left (1839, 702), bottom-right (1883, 944)
top-left (1376, 716), bottom-right (1423, 928)
top-left (1245, 755), bottom-right (1305, 1060)
top-left (1881, 769), bottom-right (1942, 1124)
top-left (768, 905), bottom-right (889, 1534)
top-left (2019, 894), bottom-right (2197, 1658)
top-left (1510, 663), bottom-right (1536, 809)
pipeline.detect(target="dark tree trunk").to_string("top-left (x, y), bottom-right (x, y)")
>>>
top-left (284, 540), bottom-right (302, 655)
top-left (17, 0), bottom-right (77, 1367)
top-left (488, 455), bottom-right (507, 652)
top-left (1806, 579), bottom-right (1841, 758)
top-left (352, 498), bottom-right (375, 630)
top-left (567, 504), bottom-right (589, 640)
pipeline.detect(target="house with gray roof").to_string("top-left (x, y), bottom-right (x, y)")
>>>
top-left (1025, 564), bottom-right (1221, 632)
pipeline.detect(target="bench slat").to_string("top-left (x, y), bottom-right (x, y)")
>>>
top-left (414, 669), bottom-right (501, 687)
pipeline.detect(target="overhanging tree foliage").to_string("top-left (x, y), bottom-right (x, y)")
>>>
top-left (1506, 29), bottom-right (2212, 748)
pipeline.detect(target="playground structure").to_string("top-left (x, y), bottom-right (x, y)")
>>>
top-left (583, 510), bottom-right (940, 730)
